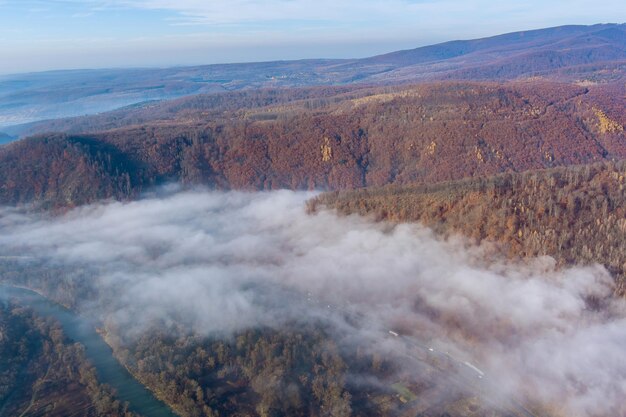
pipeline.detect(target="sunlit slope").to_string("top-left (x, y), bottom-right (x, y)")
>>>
top-left (309, 160), bottom-right (626, 296)
top-left (1, 81), bottom-right (624, 208)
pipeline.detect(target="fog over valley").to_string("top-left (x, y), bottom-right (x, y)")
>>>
top-left (1, 2), bottom-right (625, 415)
top-left (1, 189), bottom-right (624, 417)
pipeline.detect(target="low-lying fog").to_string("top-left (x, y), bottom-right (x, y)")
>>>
top-left (1, 189), bottom-right (624, 416)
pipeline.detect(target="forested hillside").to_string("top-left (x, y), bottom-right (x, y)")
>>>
top-left (1, 80), bottom-right (624, 208)
top-left (309, 160), bottom-right (626, 296)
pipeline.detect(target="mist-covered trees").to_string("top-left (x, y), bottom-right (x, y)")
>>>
top-left (104, 325), bottom-right (366, 417)
top-left (310, 160), bottom-right (626, 296)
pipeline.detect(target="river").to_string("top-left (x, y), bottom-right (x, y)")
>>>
top-left (0, 285), bottom-right (178, 417)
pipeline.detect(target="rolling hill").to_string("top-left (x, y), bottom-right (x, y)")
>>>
top-left (2, 23), bottom-right (624, 132)
top-left (359, 23), bottom-right (626, 81)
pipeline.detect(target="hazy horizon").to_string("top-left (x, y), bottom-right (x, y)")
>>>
top-left (1, 0), bottom-right (625, 75)
top-left (0, 22), bottom-right (622, 77)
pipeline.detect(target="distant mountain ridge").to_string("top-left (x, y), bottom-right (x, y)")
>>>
top-left (364, 24), bottom-right (622, 66)
top-left (1, 23), bottom-right (624, 132)
top-left (358, 23), bottom-right (626, 82)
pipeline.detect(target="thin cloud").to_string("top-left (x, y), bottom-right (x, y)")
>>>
top-left (23, 0), bottom-right (626, 28)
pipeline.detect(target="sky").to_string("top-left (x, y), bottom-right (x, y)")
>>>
top-left (0, 0), bottom-right (624, 74)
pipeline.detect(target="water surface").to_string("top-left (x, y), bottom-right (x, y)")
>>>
top-left (0, 284), bottom-right (178, 417)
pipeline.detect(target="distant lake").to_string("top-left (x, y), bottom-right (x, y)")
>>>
top-left (0, 133), bottom-right (15, 145)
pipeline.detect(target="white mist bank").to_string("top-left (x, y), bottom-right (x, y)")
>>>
top-left (0, 189), bottom-right (624, 416)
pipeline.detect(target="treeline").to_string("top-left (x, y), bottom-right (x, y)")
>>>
top-left (0, 302), bottom-right (139, 416)
top-left (309, 160), bottom-right (626, 296)
top-left (0, 135), bottom-right (136, 208)
top-left (1, 81), bottom-right (624, 209)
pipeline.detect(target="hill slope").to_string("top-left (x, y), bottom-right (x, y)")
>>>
top-left (1, 81), bottom-right (624, 208)
top-left (309, 160), bottom-right (626, 296)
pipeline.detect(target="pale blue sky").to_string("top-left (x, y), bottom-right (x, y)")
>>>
top-left (0, 0), bottom-right (624, 74)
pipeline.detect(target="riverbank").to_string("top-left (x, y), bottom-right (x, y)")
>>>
top-left (0, 284), bottom-right (179, 417)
